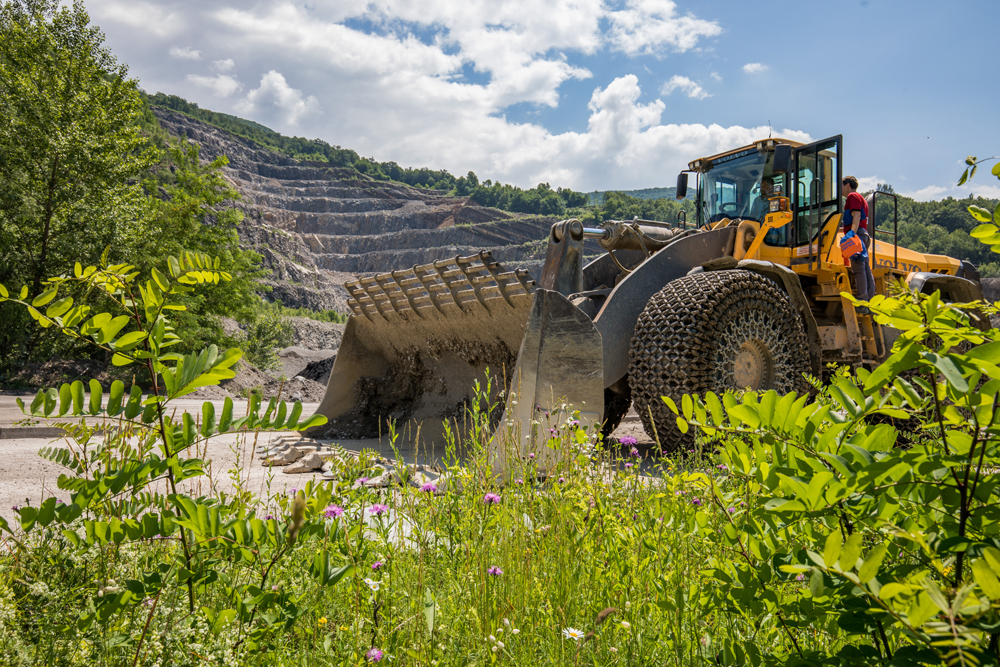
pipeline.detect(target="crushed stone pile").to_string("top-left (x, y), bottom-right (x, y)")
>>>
top-left (299, 355), bottom-right (337, 386)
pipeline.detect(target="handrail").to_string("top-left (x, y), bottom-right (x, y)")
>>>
top-left (870, 191), bottom-right (899, 270)
top-left (809, 179), bottom-right (821, 270)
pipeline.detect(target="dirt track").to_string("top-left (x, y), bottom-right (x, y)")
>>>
top-left (0, 395), bottom-right (653, 525)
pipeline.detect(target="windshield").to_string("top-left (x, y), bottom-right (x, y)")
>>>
top-left (697, 148), bottom-right (772, 225)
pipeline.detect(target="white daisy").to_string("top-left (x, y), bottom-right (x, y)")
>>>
top-left (562, 627), bottom-right (585, 641)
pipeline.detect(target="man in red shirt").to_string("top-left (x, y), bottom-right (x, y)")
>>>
top-left (842, 175), bottom-right (875, 314)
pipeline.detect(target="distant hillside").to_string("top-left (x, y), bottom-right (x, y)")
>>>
top-left (141, 92), bottom-right (590, 217)
top-left (144, 92), bottom-right (361, 168)
top-left (588, 187), bottom-right (693, 205)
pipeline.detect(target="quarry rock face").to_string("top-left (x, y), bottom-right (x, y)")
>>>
top-left (153, 109), bottom-right (555, 310)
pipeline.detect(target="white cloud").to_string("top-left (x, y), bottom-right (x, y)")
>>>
top-left (169, 46), bottom-right (201, 61)
top-left (710, 71), bottom-right (722, 82)
top-left (83, 1), bottom-right (808, 191)
top-left (188, 73), bottom-right (242, 97)
top-left (851, 173), bottom-right (1000, 202)
top-left (901, 181), bottom-right (1000, 202)
top-left (660, 75), bottom-right (710, 100)
top-left (417, 75), bottom-right (812, 190)
top-left (93, 0), bottom-right (187, 39)
top-left (605, 0), bottom-right (722, 56)
top-left (856, 175), bottom-right (882, 193)
top-left (742, 62), bottom-right (768, 74)
top-left (235, 71), bottom-right (320, 126)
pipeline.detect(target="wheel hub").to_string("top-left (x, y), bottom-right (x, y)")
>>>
top-left (732, 339), bottom-right (774, 390)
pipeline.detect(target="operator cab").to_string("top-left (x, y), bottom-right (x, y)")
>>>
top-left (693, 145), bottom-right (783, 226)
top-left (681, 136), bottom-right (844, 259)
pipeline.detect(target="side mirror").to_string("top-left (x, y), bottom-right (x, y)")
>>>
top-left (772, 145), bottom-right (792, 173)
top-left (676, 173), bottom-right (688, 200)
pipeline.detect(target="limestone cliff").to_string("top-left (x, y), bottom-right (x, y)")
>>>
top-left (153, 109), bottom-right (559, 311)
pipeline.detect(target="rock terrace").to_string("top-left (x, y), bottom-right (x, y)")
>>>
top-left (153, 109), bottom-right (569, 311)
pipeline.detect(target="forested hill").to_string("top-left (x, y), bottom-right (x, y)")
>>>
top-left (144, 92), bottom-right (591, 218)
top-left (588, 187), bottom-right (690, 204)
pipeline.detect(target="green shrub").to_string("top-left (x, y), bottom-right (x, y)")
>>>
top-left (665, 283), bottom-right (1000, 666)
top-left (240, 307), bottom-right (294, 371)
top-left (0, 252), bottom-right (329, 664)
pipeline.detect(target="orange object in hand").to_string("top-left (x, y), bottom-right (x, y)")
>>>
top-left (840, 234), bottom-right (864, 262)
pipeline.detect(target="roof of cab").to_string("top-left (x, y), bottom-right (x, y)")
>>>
top-left (688, 138), bottom-right (807, 171)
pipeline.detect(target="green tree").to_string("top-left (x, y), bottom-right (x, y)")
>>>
top-left (134, 143), bottom-right (267, 353)
top-left (0, 0), bottom-right (155, 294)
top-left (0, 0), bottom-right (156, 361)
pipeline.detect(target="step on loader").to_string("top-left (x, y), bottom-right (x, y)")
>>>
top-left (305, 135), bottom-right (991, 472)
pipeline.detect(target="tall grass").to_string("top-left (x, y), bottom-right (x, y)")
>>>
top-left (0, 390), bottom-right (813, 666)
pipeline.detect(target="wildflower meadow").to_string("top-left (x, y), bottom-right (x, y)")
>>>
top-left (1, 238), bottom-right (999, 666)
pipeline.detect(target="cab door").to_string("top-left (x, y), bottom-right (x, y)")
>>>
top-left (793, 136), bottom-right (842, 271)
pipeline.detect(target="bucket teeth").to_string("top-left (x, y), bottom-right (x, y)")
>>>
top-left (346, 251), bottom-right (537, 323)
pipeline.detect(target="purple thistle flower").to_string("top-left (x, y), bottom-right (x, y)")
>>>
top-left (620, 435), bottom-right (637, 446)
top-left (323, 504), bottom-right (344, 519)
top-left (56, 499), bottom-right (64, 504)
top-left (691, 497), bottom-right (702, 506)
top-left (420, 482), bottom-right (438, 493)
top-left (674, 490), bottom-right (685, 496)
top-left (624, 462), bottom-right (633, 469)
top-left (568, 419), bottom-right (580, 427)
top-left (483, 493), bottom-right (501, 504)
top-left (727, 506), bottom-right (736, 514)
top-left (366, 647), bottom-right (384, 662)
top-left (630, 447), bottom-right (639, 458)
top-left (548, 427), bottom-right (558, 436)
top-left (369, 503), bottom-right (389, 516)
top-left (717, 464), bottom-right (728, 471)
top-left (487, 566), bottom-right (503, 576)
top-left (371, 561), bottom-right (384, 571)
top-left (528, 452), bottom-right (535, 459)
top-left (11, 505), bottom-right (19, 512)
top-left (265, 514), bottom-right (274, 520)
top-left (796, 574), bottom-right (805, 582)
top-left (356, 476), bottom-right (369, 485)
top-left (558, 477), bottom-right (565, 483)
top-left (290, 488), bottom-right (298, 496)
top-left (515, 478), bottom-right (524, 485)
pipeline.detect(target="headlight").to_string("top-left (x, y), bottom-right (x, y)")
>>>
top-left (769, 199), bottom-right (781, 212)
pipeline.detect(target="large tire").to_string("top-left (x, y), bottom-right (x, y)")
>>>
top-left (628, 270), bottom-right (811, 451)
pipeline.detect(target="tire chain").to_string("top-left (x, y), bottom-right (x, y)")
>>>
top-left (628, 270), bottom-right (811, 451)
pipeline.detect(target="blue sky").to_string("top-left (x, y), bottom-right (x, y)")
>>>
top-left (86, 0), bottom-right (999, 200)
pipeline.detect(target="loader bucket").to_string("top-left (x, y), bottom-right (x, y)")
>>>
top-left (305, 251), bottom-right (540, 442)
top-left (489, 289), bottom-right (604, 475)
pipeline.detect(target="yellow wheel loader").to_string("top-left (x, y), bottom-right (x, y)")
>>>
top-left (306, 135), bottom-right (990, 466)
